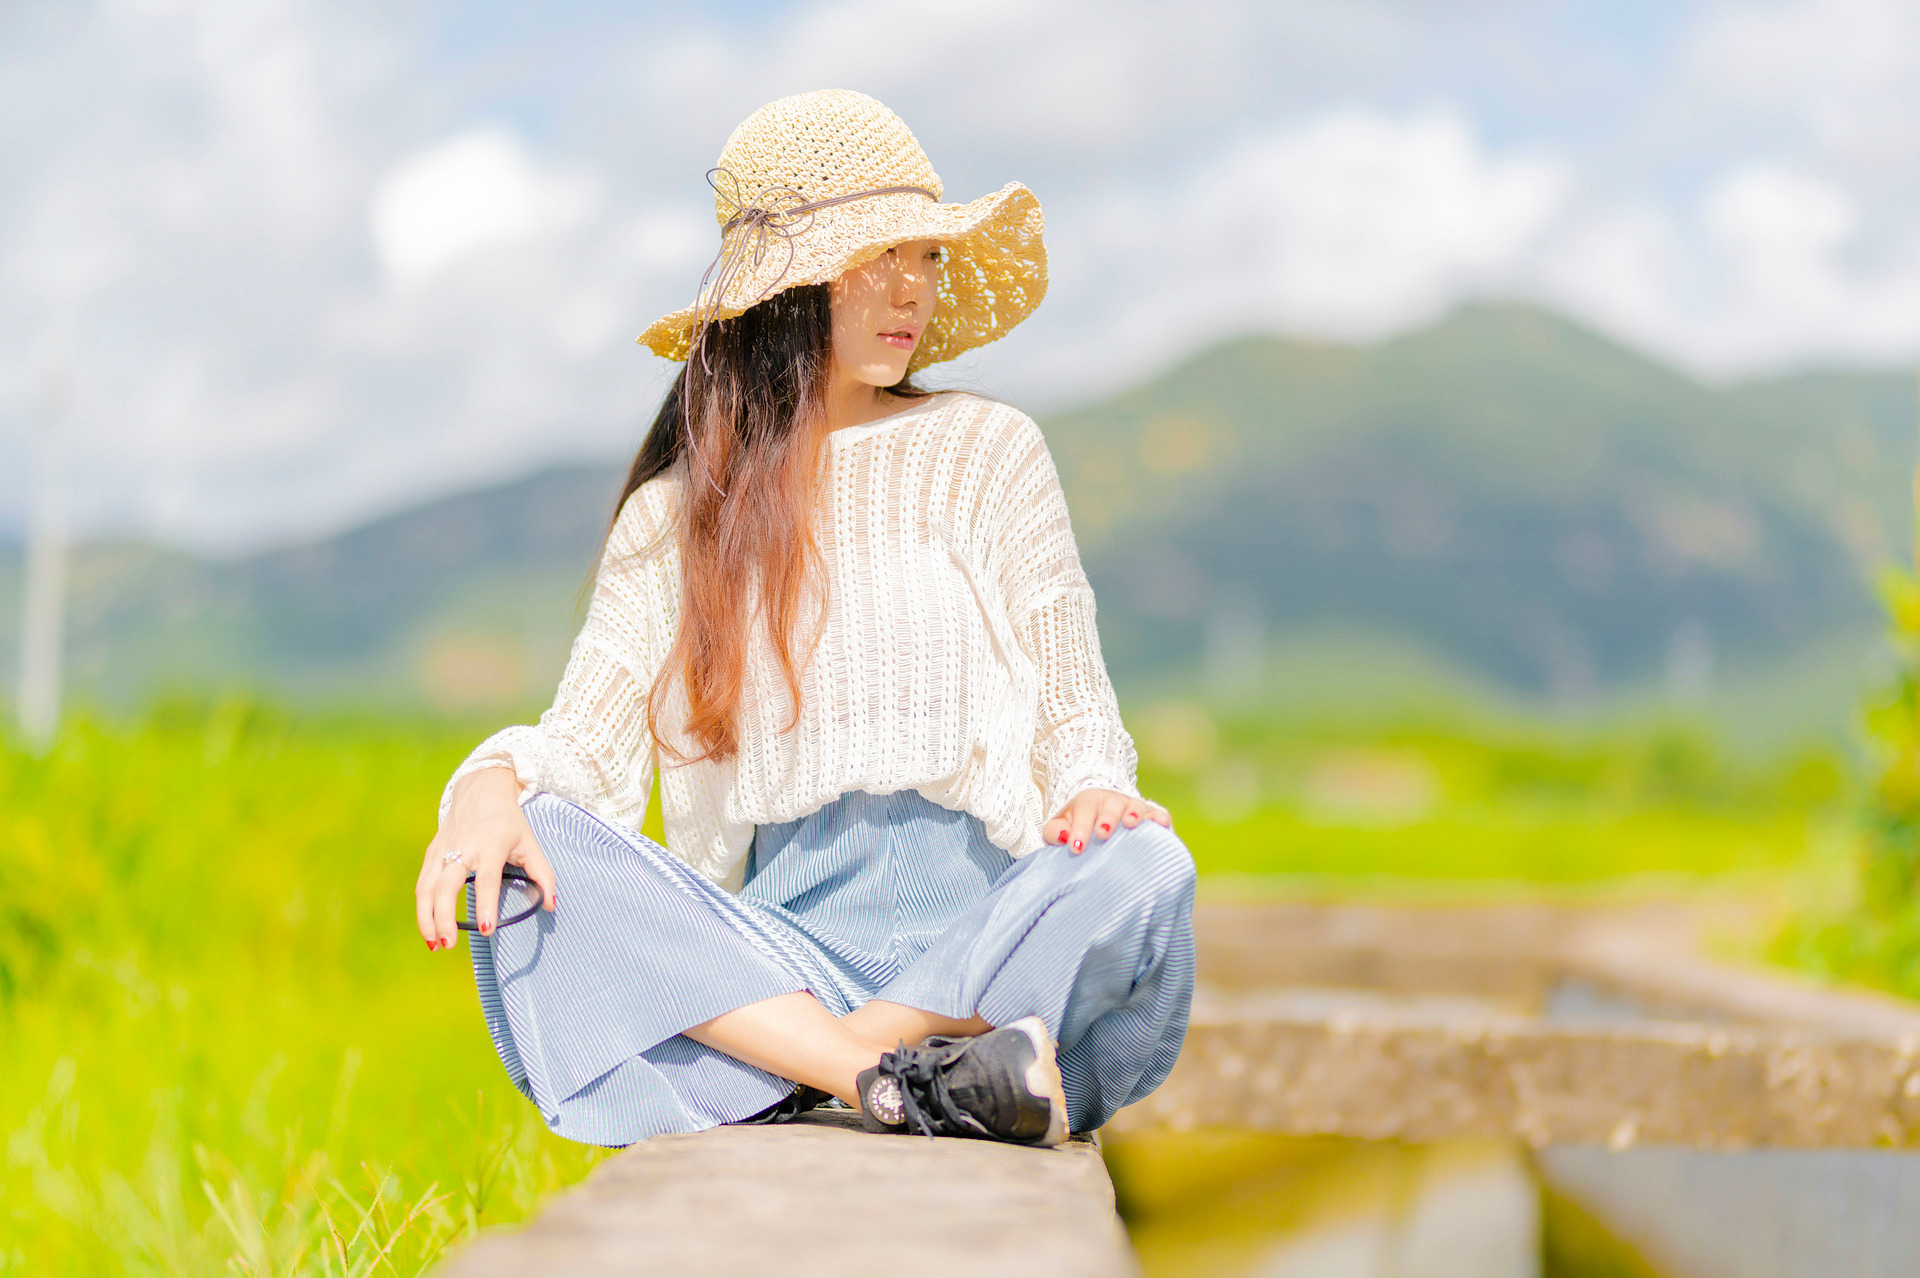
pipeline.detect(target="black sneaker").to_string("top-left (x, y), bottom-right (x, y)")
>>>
top-left (732, 1084), bottom-right (829, 1126)
top-left (855, 1015), bottom-right (1068, 1146)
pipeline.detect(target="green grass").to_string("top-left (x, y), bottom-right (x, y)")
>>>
top-left (1134, 708), bottom-right (1844, 892)
top-left (0, 696), bottom-right (1856, 1274)
top-left (0, 699), bottom-right (609, 1275)
top-left (1765, 568), bottom-right (1920, 1000)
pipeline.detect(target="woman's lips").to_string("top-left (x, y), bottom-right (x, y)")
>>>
top-left (879, 329), bottom-right (919, 350)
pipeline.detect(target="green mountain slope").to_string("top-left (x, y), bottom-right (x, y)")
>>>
top-left (1046, 304), bottom-right (1909, 701)
top-left (0, 468), bottom-right (624, 712)
top-left (0, 303), bottom-right (1907, 732)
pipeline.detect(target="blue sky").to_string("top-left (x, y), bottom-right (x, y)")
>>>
top-left (3, 0), bottom-right (1917, 552)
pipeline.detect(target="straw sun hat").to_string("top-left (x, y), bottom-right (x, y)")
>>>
top-left (637, 89), bottom-right (1047, 374)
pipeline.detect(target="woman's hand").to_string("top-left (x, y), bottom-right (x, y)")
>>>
top-left (416, 767), bottom-right (559, 951)
top-left (1043, 788), bottom-right (1172, 855)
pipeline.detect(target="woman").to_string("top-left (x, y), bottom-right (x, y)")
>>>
top-left (414, 89), bottom-right (1195, 1149)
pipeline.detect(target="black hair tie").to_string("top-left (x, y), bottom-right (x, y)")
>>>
top-left (458, 865), bottom-right (545, 931)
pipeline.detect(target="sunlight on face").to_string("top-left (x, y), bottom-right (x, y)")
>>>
top-left (828, 239), bottom-right (943, 389)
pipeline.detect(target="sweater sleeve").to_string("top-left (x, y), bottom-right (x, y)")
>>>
top-left (437, 485), bottom-right (672, 832)
top-left (989, 412), bottom-right (1141, 817)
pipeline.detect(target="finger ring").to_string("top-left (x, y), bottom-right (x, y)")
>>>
top-left (441, 850), bottom-right (466, 866)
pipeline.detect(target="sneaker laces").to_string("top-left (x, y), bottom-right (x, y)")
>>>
top-left (878, 1040), bottom-right (992, 1139)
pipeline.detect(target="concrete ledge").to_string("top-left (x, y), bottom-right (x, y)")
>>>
top-left (1109, 990), bottom-right (1920, 1149)
top-left (437, 1110), bottom-right (1133, 1277)
top-left (1107, 901), bottom-right (1920, 1150)
top-left (1191, 900), bottom-right (1920, 1033)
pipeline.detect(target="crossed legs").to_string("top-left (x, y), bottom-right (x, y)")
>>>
top-left (683, 823), bottom-right (1195, 1114)
top-left (684, 994), bottom-right (991, 1108)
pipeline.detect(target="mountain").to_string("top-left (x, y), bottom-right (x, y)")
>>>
top-left (0, 304), bottom-right (1910, 734)
top-left (0, 468), bottom-right (625, 712)
top-left (1044, 304), bottom-right (1911, 703)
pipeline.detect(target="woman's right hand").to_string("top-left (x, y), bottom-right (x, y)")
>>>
top-left (417, 767), bottom-right (559, 951)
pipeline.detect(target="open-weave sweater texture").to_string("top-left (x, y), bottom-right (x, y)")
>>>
top-left (440, 392), bottom-right (1140, 889)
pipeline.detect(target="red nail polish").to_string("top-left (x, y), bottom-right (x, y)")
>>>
top-left (1059, 831), bottom-right (1069, 843)
top-left (1073, 839), bottom-right (1083, 851)
top-left (1099, 823), bottom-right (1111, 833)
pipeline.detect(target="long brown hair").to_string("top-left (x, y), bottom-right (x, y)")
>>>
top-left (610, 282), bottom-right (926, 764)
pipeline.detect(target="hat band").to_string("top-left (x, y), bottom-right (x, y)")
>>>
top-left (692, 167), bottom-right (937, 351)
top-left (680, 167), bottom-right (938, 496)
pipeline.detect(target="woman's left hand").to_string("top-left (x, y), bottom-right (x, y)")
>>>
top-left (1044, 789), bottom-right (1172, 855)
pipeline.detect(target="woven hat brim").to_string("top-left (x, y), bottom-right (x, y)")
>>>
top-left (637, 182), bottom-right (1045, 373)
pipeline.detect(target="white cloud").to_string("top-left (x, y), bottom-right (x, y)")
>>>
top-left (1030, 111), bottom-right (1569, 393)
top-left (1533, 204), bottom-right (1691, 353)
top-left (7, 0), bottom-right (1920, 553)
top-left (0, 3), bottom-right (686, 552)
top-left (369, 130), bottom-right (603, 286)
top-left (1697, 165), bottom-right (1920, 366)
top-left (11, 178), bottom-right (138, 312)
top-left (1218, 112), bottom-right (1568, 337)
top-left (633, 0), bottom-right (1398, 173)
top-left (1705, 165), bottom-right (1855, 261)
top-left (1540, 162), bottom-right (1920, 374)
top-left (169, 0), bottom-right (359, 239)
top-left (1691, 0), bottom-right (1920, 169)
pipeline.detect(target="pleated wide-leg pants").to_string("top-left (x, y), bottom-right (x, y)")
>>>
top-left (467, 788), bottom-right (1197, 1147)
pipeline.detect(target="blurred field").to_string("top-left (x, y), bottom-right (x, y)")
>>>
top-left (1135, 701), bottom-right (1846, 894)
top-left (0, 702), bottom-right (611, 1276)
top-left (0, 698), bottom-right (1862, 1274)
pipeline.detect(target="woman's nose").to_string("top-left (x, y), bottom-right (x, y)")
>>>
top-left (899, 264), bottom-right (934, 305)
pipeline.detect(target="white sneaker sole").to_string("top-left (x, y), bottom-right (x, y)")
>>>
top-left (1003, 1014), bottom-right (1070, 1147)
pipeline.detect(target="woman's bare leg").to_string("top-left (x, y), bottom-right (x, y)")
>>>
top-left (683, 994), bottom-right (995, 1111)
top-left (843, 1000), bottom-right (992, 1047)
top-left (684, 992), bottom-right (892, 1107)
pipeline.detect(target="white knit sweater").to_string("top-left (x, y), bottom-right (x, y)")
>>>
top-left (440, 392), bottom-right (1140, 888)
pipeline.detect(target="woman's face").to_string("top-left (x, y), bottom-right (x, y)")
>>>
top-left (828, 239), bottom-right (942, 390)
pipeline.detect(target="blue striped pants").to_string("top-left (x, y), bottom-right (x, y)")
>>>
top-left (468, 789), bottom-right (1196, 1147)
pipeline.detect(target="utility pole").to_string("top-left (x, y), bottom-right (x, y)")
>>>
top-left (18, 354), bottom-right (68, 751)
